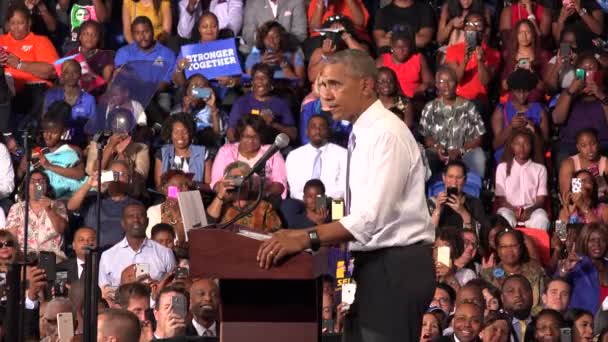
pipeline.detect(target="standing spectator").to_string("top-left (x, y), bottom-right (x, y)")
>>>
top-left (97, 309), bottom-right (142, 342)
top-left (307, 0), bottom-right (369, 40)
top-left (373, 0), bottom-right (435, 50)
top-left (501, 275), bottom-right (534, 342)
top-left (4, 170), bottom-right (68, 258)
top-left (495, 129), bottom-right (550, 230)
top-left (552, 0), bottom-right (603, 46)
top-left (57, 227), bottom-right (96, 282)
top-left (437, 0), bottom-right (491, 46)
top-left (187, 278), bottom-right (220, 337)
top-left (499, 0), bottom-right (551, 42)
top-left (286, 114), bottom-right (347, 201)
top-left (154, 286), bottom-right (188, 339)
top-left (544, 26), bottom-right (579, 94)
top-left (420, 66), bottom-right (486, 178)
top-left (0, 142), bottom-right (15, 214)
top-left (445, 11), bottom-right (500, 106)
top-left (122, 0), bottom-right (172, 44)
top-left (177, 0), bottom-right (243, 39)
top-left (541, 278), bottom-right (571, 314)
top-left (241, 0), bottom-right (307, 53)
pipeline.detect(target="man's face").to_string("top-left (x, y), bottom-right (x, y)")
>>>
top-left (122, 205), bottom-right (148, 239)
top-left (155, 292), bottom-right (183, 328)
top-left (453, 303), bottom-right (483, 342)
top-left (133, 23), bottom-right (154, 50)
top-left (190, 279), bottom-right (220, 320)
top-left (542, 280), bottom-right (570, 312)
top-left (501, 278), bottom-right (533, 318)
top-left (153, 231), bottom-right (175, 250)
top-left (430, 288), bottom-right (453, 314)
top-left (72, 228), bottom-right (96, 260)
top-left (97, 316), bottom-right (109, 342)
top-left (127, 295), bottom-right (150, 323)
top-left (307, 116), bottom-right (329, 148)
top-left (534, 314), bottom-right (561, 342)
top-left (319, 63), bottom-right (375, 123)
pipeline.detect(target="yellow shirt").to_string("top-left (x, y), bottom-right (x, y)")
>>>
top-left (125, 0), bottom-right (171, 39)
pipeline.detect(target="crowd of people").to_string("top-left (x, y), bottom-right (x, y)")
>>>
top-left (1, 0), bottom-right (608, 340)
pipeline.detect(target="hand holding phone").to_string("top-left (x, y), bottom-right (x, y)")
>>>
top-left (135, 263), bottom-right (150, 278)
top-left (57, 312), bottom-right (74, 342)
top-left (100, 170), bottom-right (117, 184)
top-left (171, 295), bottom-right (187, 318)
top-left (437, 246), bottom-right (451, 267)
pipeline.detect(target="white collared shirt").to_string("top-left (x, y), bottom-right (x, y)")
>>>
top-left (77, 258), bottom-right (85, 279)
top-left (98, 238), bottom-right (176, 287)
top-left (267, 0), bottom-right (278, 17)
top-left (286, 142), bottom-right (347, 200)
top-left (339, 100), bottom-right (434, 251)
top-left (192, 319), bottom-right (217, 336)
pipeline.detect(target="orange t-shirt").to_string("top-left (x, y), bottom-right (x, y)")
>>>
top-left (307, 0), bottom-right (370, 41)
top-left (0, 32), bottom-right (59, 92)
top-left (445, 42), bottom-right (501, 103)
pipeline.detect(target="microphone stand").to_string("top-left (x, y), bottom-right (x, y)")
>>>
top-left (218, 166), bottom-right (266, 230)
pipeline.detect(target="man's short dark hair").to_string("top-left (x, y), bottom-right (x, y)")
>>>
top-left (304, 179), bottom-right (325, 194)
top-left (131, 16), bottom-right (153, 32)
top-left (502, 274), bottom-right (532, 292)
top-left (307, 114), bottom-right (330, 128)
top-left (154, 285), bottom-right (190, 310)
top-left (99, 308), bottom-right (141, 341)
top-left (116, 282), bottom-right (151, 308)
top-left (151, 223), bottom-right (176, 240)
top-left (544, 277), bottom-right (571, 294)
top-left (435, 282), bottom-right (457, 305)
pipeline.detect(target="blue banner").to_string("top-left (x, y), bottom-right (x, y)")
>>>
top-left (181, 39), bottom-right (242, 79)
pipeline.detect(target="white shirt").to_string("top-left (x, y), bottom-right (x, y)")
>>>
top-left (177, 0), bottom-right (244, 39)
top-left (286, 142), bottom-right (347, 200)
top-left (192, 319), bottom-right (217, 336)
top-left (98, 238), bottom-right (176, 287)
top-left (0, 143), bottom-right (15, 200)
top-left (268, 0), bottom-right (278, 17)
top-left (77, 258), bottom-right (85, 279)
top-left (340, 100), bottom-right (434, 251)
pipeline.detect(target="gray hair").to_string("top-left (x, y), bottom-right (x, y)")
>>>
top-left (324, 49), bottom-right (378, 81)
top-left (223, 161), bottom-right (251, 177)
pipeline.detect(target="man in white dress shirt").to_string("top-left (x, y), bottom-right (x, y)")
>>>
top-left (286, 114), bottom-right (347, 201)
top-left (257, 49), bottom-right (436, 341)
top-left (57, 227), bottom-right (96, 282)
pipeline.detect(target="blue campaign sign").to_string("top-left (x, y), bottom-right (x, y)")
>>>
top-left (181, 39), bottom-right (242, 79)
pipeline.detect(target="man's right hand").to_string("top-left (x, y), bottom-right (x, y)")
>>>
top-left (321, 39), bottom-right (336, 56)
top-left (26, 266), bottom-right (47, 300)
top-left (165, 312), bottom-right (187, 337)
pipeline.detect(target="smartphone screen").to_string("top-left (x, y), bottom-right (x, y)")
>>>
top-left (100, 170), bottom-right (115, 184)
top-left (57, 312), bottom-right (74, 342)
top-left (315, 194), bottom-right (328, 211)
top-left (560, 328), bottom-right (572, 342)
top-left (446, 187), bottom-right (458, 197)
top-left (175, 267), bottom-right (189, 279)
top-left (39, 251), bottom-right (56, 281)
top-left (135, 263), bottom-right (150, 278)
top-left (171, 295), bottom-right (187, 318)
top-left (192, 87), bottom-right (211, 100)
top-left (437, 246), bottom-right (451, 267)
top-left (571, 178), bottom-right (582, 194)
top-left (560, 43), bottom-right (571, 57)
top-left (555, 220), bottom-right (567, 242)
top-left (331, 200), bottom-right (344, 220)
top-left (575, 68), bottom-right (586, 81)
top-left (34, 184), bottom-right (44, 201)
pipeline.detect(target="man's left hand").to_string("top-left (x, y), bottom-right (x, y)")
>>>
top-left (257, 230), bottom-right (309, 269)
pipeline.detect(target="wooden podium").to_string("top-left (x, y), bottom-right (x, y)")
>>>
top-left (188, 226), bottom-right (328, 342)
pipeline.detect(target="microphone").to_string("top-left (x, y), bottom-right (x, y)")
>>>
top-left (242, 133), bottom-right (289, 182)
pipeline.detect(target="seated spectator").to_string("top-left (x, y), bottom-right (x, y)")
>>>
top-left (435, 226), bottom-right (477, 291)
top-left (478, 310), bottom-right (511, 342)
top-left (246, 21), bottom-right (305, 85)
top-left (430, 283), bottom-right (457, 315)
top-left (227, 63), bottom-right (297, 143)
top-left (207, 161), bottom-right (282, 232)
top-left (286, 115), bottom-right (347, 201)
top-left (154, 286), bottom-right (188, 339)
top-left (89, 83), bottom-right (148, 130)
top-left (457, 229), bottom-right (482, 274)
top-left (541, 278), bottom-right (571, 314)
top-left (500, 274), bottom-right (534, 342)
top-left (307, 16), bottom-right (368, 83)
top-left (437, 0), bottom-right (491, 46)
top-left (173, 74), bottom-right (224, 139)
top-left (559, 128), bottom-right (608, 202)
top-left (115, 16), bottom-right (176, 90)
top-left (150, 223), bottom-right (176, 250)
top-left (376, 67), bottom-right (415, 128)
top-left (147, 170), bottom-right (194, 242)
top-left (99, 203), bottom-right (176, 288)
top-left (492, 69), bottom-right (549, 163)
top-left (4, 170), bottom-right (68, 258)
top-left (308, 0), bottom-right (369, 41)
top-left (122, 0), bottom-right (172, 44)
top-left (530, 309), bottom-right (566, 342)
top-left (480, 283), bottom-right (502, 317)
top-left (65, 20), bottom-right (115, 97)
top-left (373, 0), bottom-right (435, 50)
top-left (241, 0), bottom-right (306, 53)
top-left (420, 66), bottom-right (486, 178)
top-left (375, 27), bottom-right (433, 101)
top-left (41, 298), bottom-right (76, 342)
top-left (558, 223), bottom-right (608, 314)
top-left (559, 170), bottom-right (608, 224)
top-left (544, 26), bottom-right (579, 94)
top-left (566, 309), bottom-right (595, 342)
top-left (43, 60), bottom-right (96, 145)
top-left (499, 0), bottom-right (551, 43)
top-left (57, 227), bottom-right (96, 283)
top-left (430, 160), bottom-right (490, 230)
top-left (445, 11), bottom-right (500, 106)
top-left (437, 302), bottom-right (484, 342)
top-left (283, 179), bottom-right (331, 228)
top-left (0, 141), bottom-right (15, 214)
top-left (213, 115), bottom-right (287, 199)
top-left (0, 6), bottom-right (58, 120)
top-left (552, 0), bottom-right (603, 46)
top-left (419, 311), bottom-right (442, 342)
top-left (177, 0), bottom-right (243, 39)
top-left (0, 230), bottom-right (19, 273)
top-left (154, 113), bottom-right (211, 191)
top-left (97, 309), bottom-right (142, 342)
top-left (482, 229), bottom-right (547, 306)
top-left (553, 53), bottom-right (608, 167)
top-left (187, 278), bottom-right (220, 337)
top-left (500, 20), bottom-right (550, 104)
top-left (495, 129), bottom-right (549, 230)
top-left (116, 282), bottom-right (151, 325)
top-left (67, 160), bottom-right (142, 248)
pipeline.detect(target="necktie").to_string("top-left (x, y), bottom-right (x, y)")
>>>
top-left (312, 149), bottom-right (322, 179)
top-left (345, 132), bottom-right (356, 215)
top-left (518, 320), bottom-right (527, 341)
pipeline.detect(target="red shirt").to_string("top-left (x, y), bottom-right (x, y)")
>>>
top-left (0, 32), bottom-right (59, 92)
top-left (382, 53), bottom-right (421, 98)
top-left (307, 0), bottom-right (370, 41)
top-left (445, 42), bottom-right (501, 102)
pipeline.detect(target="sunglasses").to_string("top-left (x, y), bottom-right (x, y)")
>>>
top-left (0, 241), bottom-right (15, 248)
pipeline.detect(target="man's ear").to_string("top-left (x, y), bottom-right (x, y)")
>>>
top-left (361, 77), bottom-right (376, 98)
top-left (541, 293), bottom-right (547, 305)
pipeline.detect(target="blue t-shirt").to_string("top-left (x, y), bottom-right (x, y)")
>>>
top-left (114, 42), bottom-right (176, 84)
top-left (44, 88), bottom-right (97, 145)
top-left (244, 47), bottom-right (304, 79)
top-left (228, 92), bottom-right (295, 128)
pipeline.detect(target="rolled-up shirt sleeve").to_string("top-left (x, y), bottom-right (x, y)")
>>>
top-left (339, 132), bottom-right (411, 245)
top-left (225, 0), bottom-right (243, 34)
top-left (0, 143), bottom-right (15, 199)
top-left (177, 0), bottom-right (200, 39)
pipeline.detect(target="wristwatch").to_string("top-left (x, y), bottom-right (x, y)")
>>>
top-left (307, 230), bottom-right (321, 252)
top-left (579, 8), bottom-right (588, 16)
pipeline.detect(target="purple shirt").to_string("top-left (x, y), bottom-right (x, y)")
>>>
top-left (228, 92), bottom-right (295, 128)
top-left (560, 99), bottom-right (608, 145)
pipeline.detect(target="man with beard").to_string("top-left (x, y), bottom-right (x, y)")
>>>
top-left (98, 203), bottom-right (176, 289)
top-left (67, 160), bottom-right (142, 249)
top-left (501, 274), bottom-right (534, 342)
top-left (187, 278), bottom-right (220, 337)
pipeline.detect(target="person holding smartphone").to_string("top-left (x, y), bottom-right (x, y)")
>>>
top-left (283, 179), bottom-right (331, 228)
top-left (153, 286), bottom-right (188, 339)
top-left (175, 74), bottom-right (223, 139)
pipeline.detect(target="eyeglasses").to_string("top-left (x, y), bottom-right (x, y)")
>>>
top-left (0, 241), bottom-right (15, 248)
top-left (465, 22), bottom-right (483, 29)
top-left (327, 15), bottom-right (344, 22)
